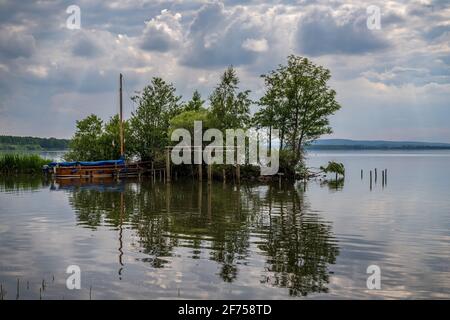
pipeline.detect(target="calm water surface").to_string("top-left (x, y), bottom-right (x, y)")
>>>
top-left (0, 150), bottom-right (449, 299)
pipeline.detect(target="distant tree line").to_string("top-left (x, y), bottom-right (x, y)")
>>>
top-left (0, 135), bottom-right (70, 150)
top-left (66, 55), bottom-right (342, 175)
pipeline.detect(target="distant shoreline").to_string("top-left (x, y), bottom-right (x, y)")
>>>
top-left (2, 135), bottom-right (450, 151)
top-left (306, 146), bottom-right (450, 150)
top-left (308, 138), bottom-right (450, 150)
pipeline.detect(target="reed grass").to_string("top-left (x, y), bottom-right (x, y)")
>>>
top-left (0, 154), bottom-right (50, 174)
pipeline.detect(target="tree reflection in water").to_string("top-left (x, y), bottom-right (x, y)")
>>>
top-left (63, 178), bottom-right (339, 296)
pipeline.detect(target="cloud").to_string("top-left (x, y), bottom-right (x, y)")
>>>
top-left (297, 9), bottom-right (390, 56)
top-left (181, 2), bottom-right (264, 68)
top-left (242, 38), bottom-right (268, 52)
top-left (1, 0), bottom-right (450, 142)
top-left (424, 24), bottom-right (450, 41)
top-left (140, 9), bottom-right (183, 52)
top-left (0, 27), bottom-right (36, 59)
top-left (71, 33), bottom-right (103, 58)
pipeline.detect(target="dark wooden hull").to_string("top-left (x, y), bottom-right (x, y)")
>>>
top-left (52, 164), bottom-right (140, 179)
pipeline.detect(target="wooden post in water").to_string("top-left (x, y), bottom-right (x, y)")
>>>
top-left (119, 73), bottom-right (124, 157)
top-left (166, 147), bottom-right (171, 183)
top-left (361, 169), bottom-right (363, 179)
top-left (198, 180), bottom-right (202, 215)
top-left (166, 182), bottom-right (171, 213)
top-left (208, 164), bottom-right (212, 185)
top-left (385, 169), bottom-right (388, 184)
top-left (375, 168), bottom-right (377, 183)
top-left (151, 162), bottom-right (154, 182)
top-left (370, 170), bottom-right (373, 190)
top-left (236, 163), bottom-right (241, 185)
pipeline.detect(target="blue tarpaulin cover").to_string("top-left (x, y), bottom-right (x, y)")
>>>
top-left (49, 158), bottom-right (125, 167)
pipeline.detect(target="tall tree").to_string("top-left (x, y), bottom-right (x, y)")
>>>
top-left (65, 114), bottom-right (104, 161)
top-left (184, 90), bottom-right (205, 112)
top-left (130, 77), bottom-right (182, 161)
top-left (209, 66), bottom-right (251, 130)
top-left (100, 115), bottom-right (131, 160)
top-left (257, 55), bottom-right (341, 167)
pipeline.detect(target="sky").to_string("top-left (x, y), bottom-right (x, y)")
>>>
top-left (0, 0), bottom-right (449, 142)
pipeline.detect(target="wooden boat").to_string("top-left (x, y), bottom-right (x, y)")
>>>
top-left (45, 74), bottom-right (141, 179)
top-left (46, 158), bottom-right (140, 179)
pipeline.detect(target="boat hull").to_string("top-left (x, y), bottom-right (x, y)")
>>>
top-left (52, 164), bottom-right (140, 179)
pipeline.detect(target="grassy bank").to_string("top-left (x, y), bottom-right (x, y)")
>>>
top-left (0, 154), bottom-right (51, 174)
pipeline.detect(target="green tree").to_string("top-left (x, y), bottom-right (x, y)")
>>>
top-left (99, 115), bottom-right (132, 159)
top-left (169, 108), bottom-right (211, 139)
top-left (130, 77), bottom-right (183, 161)
top-left (257, 55), bottom-right (341, 168)
top-left (184, 90), bottom-right (205, 112)
top-left (65, 114), bottom-right (104, 161)
top-left (209, 66), bottom-right (251, 130)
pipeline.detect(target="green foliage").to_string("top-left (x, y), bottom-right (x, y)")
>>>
top-left (65, 114), bottom-right (104, 161)
top-left (0, 136), bottom-right (70, 150)
top-left (99, 115), bottom-right (132, 159)
top-left (320, 161), bottom-right (345, 177)
top-left (62, 58), bottom-right (342, 180)
top-left (209, 66), bottom-right (251, 130)
top-left (0, 154), bottom-right (50, 174)
top-left (65, 114), bottom-right (131, 161)
top-left (169, 108), bottom-right (212, 140)
top-left (256, 55), bottom-right (342, 168)
top-left (130, 77), bottom-right (183, 161)
top-left (278, 149), bottom-right (298, 177)
top-left (184, 90), bottom-right (205, 112)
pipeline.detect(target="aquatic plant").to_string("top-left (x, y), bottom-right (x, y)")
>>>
top-left (0, 154), bottom-right (51, 174)
top-left (320, 161), bottom-right (345, 180)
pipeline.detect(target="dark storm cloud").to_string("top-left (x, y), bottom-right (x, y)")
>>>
top-left (297, 9), bottom-right (390, 56)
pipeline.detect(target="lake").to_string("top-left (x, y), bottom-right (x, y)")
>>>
top-left (0, 150), bottom-right (449, 299)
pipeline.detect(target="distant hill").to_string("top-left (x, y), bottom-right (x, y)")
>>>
top-left (308, 139), bottom-right (450, 150)
top-left (0, 135), bottom-right (70, 151)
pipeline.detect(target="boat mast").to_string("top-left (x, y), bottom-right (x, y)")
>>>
top-left (119, 73), bottom-right (124, 157)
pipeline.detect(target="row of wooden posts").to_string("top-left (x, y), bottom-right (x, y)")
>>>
top-left (361, 168), bottom-right (388, 189)
top-left (163, 147), bottom-right (241, 184)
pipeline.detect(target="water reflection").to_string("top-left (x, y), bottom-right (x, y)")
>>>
top-left (0, 175), bottom-right (49, 192)
top-left (320, 177), bottom-right (345, 191)
top-left (52, 178), bottom-right (339, 296)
